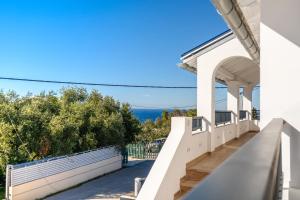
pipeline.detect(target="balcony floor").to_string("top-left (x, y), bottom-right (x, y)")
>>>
top-left (175, 131), bottom-right (258, 200)
top-left (189, 131), bottom-right (257, 173)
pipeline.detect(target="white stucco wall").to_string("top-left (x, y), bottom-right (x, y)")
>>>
top-left (239, 120), bottom-right (249, 135)
top-left (261, 0), bottom-right (300, 130)
top-left (215, 124), bottom-right (236, 147)
top-left (249, 120), bottom-right (260, 132)
top-left (137, 117), bottom-right (208, 200)
top-left (214, 120), bottom-right (252, 148)
top-left (261, 0), bottom-right (300, 193)
top-left (137, 117), bottom-right (254, 200)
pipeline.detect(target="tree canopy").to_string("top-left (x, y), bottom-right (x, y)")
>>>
top-left (0, 88), bottom-right (196, 185)
top-left (0, 88), bottom-right (140, 184)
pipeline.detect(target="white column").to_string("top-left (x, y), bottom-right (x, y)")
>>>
top-left (243, 85), bottom-right (253, 118)
top-left (197, 60), bottom-right (215, 152)
top-left (227, 81), bottom-right (240, 138)
top-left (243, 85), bottom-right (254, 132)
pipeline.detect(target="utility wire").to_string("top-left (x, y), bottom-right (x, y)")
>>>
top-left (0, 76), bottom-right (197, 89)
top-left (0, 76), bottom-right (258, 109)
top-left (0, 76), bottom-right (260, 89)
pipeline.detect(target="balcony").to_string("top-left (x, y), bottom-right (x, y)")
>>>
top-left (174, 130), bottom-right (257, 199)
top-left (135, 24), bottom-right (265, 200)
top-left (183, 118), bottom-right (298, 200)
top-left (136, 110), bottom-right (259, 200)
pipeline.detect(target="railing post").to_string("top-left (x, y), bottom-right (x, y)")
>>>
top-left (6, 165), bottom-right (12, 200)
top-left (192, 117), bottom-right (203, 132)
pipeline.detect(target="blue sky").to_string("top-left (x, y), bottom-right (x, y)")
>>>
top-left (0, 0), bottom-right (259, 109)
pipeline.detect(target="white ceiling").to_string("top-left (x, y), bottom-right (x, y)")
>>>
top-left (216, 56), bottom-right (259, 85)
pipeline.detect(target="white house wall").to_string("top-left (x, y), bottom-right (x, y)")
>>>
top-left (215, 124), bottom-right (236, 147)
top-left (261, 0), bottom-right (300, 131)
top-left (239, 120), bottom-right (250, 135)
top-left (249, 120), bottom-right (260, 132)
top-left (261, 0), bottom-right (300, 195)
top-left (214, 120), bottom-right (250, 149)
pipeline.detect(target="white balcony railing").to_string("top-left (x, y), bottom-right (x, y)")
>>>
top-left (184, 118), bottom-right (283, 200)
top-left (137, 116), bottom-right (257, 200)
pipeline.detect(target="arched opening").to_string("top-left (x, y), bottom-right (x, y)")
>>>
top-left (210, 56), bottom-right (259, 148)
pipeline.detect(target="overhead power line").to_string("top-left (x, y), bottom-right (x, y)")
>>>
top-left (0, 76), bottom-right (260, 89)
top-left (0, 76), bottom-right (197, 89)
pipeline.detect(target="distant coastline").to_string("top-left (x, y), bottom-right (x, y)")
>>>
top-left (132, 108), bottom-right (172, 122)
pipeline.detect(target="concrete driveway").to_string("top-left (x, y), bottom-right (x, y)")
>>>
top-left (45, 160), bottom-right (154, 200)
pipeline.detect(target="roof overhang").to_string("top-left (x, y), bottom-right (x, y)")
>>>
top-left (178, 30), bottom-right (235, 74)
top-left (180, 35), bottom-right (260, 86)
top-left (211, 0), bottom-right (260, 63)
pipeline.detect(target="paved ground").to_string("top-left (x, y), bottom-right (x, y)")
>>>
top-left (45, 160), bottom-right (154, 200)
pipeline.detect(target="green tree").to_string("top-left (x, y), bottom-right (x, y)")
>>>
top-left (135, 108), bottom-right (197, 143)
top-left (186, 109), bottom-right (197, 117)
top-left (120, 103), bottom-right (141, 144)
top-left (0, 88), bottom-right (140, 185)
top-left (161, 110), bottom-right (169, 122)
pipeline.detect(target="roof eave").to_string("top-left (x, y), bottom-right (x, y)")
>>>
top-left (179, 30), bottom-right (236, 73)
top-left (181, 30), bottom-right (234, 61)
top-left (211, 0), bottom-right (260, 63)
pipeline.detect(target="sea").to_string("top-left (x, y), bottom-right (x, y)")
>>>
top-left (132, 109), bottom-right (171, 122)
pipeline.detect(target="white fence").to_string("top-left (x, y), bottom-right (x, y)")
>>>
top-left (6, 146), bottom-right (122, 200)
